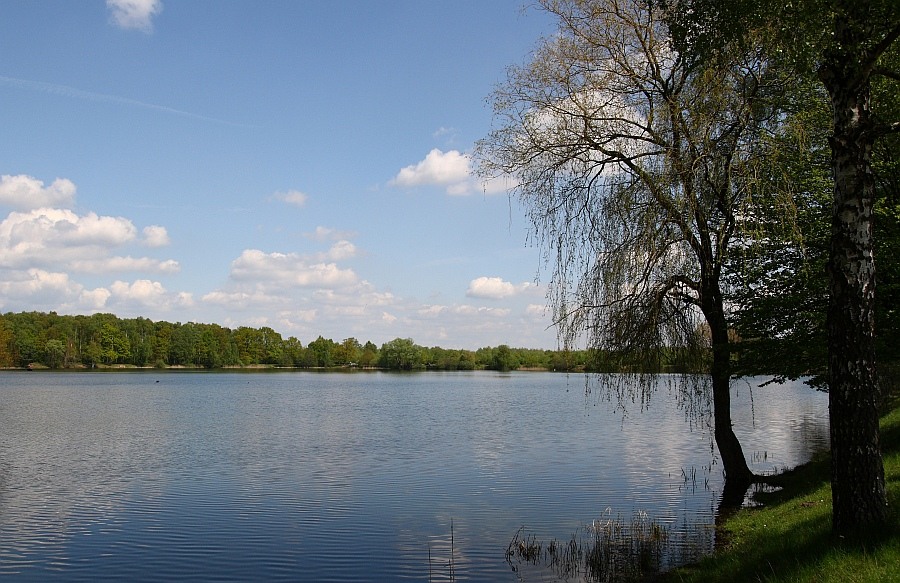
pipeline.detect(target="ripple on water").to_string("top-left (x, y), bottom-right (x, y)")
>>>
top-left (0, 372), bottom-right (827, 581)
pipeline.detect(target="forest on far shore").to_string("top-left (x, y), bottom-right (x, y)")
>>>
top-left (0, 310), bottom-right (619, 372)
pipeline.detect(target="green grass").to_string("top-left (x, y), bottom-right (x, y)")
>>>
top-left (665, 399), bottom-right (900, 583)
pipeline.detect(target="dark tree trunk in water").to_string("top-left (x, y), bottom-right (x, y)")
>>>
top-left (704, 285), bottom-right (753, 505)
top-left (819, 0), bottom-right (888, 532)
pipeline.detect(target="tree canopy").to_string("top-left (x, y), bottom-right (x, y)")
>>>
top-left (0, 310), bottom-right (599, 373)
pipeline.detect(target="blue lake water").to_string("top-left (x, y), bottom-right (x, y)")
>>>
top-left (0, 371), bottom-right (828, 581)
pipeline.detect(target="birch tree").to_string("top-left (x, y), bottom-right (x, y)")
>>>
top-left (819, 0), bottom-right (898, 531)
top-left (477, 0), bottom-right (785, 495)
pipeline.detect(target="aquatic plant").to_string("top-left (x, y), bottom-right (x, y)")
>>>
top-left (506, 510), bottom-right (673, 582)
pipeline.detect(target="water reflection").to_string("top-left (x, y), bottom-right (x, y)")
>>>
top-left (0, 372), bottom-right (827, 582)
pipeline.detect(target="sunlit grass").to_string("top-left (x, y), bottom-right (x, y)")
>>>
top-left (666, 398), bottom-right (900, 582)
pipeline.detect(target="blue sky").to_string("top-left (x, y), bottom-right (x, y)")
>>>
top-left (0, 0), bottom-right (560, 350)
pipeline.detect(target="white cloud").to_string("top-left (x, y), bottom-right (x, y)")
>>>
top-left (0, 268), bottom-right (111, 312)
top-left (390, 149), bottom-right (472, 194)
top-left (479, 173), bottom-right (518, 195)
top-left (0, 208), bottom-right (138, 268)
top-left (176, 291), bottom-right (194, 307)
top-left (110, 279), bottom-right (167, 304)
top-left (306, 225), bottom-right (357, 242)
top-left (107, 279), bottom-right (192, 310)
top-left (452, 304), bottom-right (512, 317)
top-left (0, 175), bottom-right (76, 210)
top-left (0, 268), bottom-right (79, 302)
top-left (202, 289), bottom-right (290, 310)
top-left (323, 240), bottom-right (357, 261)
top-left (418, 304), bottom-right (447, 317)
top-left (272, 189), bottom-right (309, 207)
top-left (229, 249), bottom-right (358, 288)
top-left (466, 276), bottom-right (533, 300)
top-left (107, 0), bottom-right (163, 32)
top-left (390, 149), bottom-right (517, 196)
top-left (142, 225), bottom-right (170, 247)
top-left (81, 287), bottom-right (113, 310)
top-left (278, 309), bottom-right (318, 325)
top-left (0, 203), bottom-right (181, 280)
top-left (525, 303), bottom-right (547, 316)
top-left (70, 256), bottom-right (180, 274)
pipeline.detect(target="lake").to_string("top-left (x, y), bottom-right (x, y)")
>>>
top-left (0, 371), bottom-right (828, 581)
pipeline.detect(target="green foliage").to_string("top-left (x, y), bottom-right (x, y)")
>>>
top-left (306, 336), bottom-right (336, 368)
top-left (43, 339), bottom-right (66, 369)
top-left (0, 310), bottom-right (641, 373)
top-left (489, 345), bottom-right (518, 372)
top-left (727, 52), bottom-right (900, 385)
top-left (726, 77), bottom-right (833, 385)
top-left (378, 338), bottom-right (422, 370)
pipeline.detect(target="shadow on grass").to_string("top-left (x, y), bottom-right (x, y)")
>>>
top-left (667, 390), bottom-right (900, 582)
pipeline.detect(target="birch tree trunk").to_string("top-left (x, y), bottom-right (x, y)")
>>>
top-left (820, 0), bottom-right (888, 531)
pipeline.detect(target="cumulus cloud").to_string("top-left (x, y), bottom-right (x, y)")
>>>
top-left (272, 189), bottom-right (309, 207)
top-left (322, 240), bottom-right (357, 261)
top-left (0, 268), bottom-right (111, 312)
top-left (107, 279), bottom-right (193, 310)
top-left (466, 276), bottom-right (534, 300)
top-left (110, 279), bottom-right (167, 304)
top-left (142, 225), bottom-right (170, 247)
top-left (0, 175), bottom-right (76, 210)
top-left (0, 208), bottom-right (138, 268)
top-left (0, 205), bottom-right (181, 277)
top-left (81, 287), bottom-right (113, 310)
top-left (70, 256), bottom-right (180, 274)
top-left (0, 268), bottom-right (79, 302)
top-left (390, 149), bottom-right (472, 194)
top-left (229, 249), bottom-right (358, 288)
top-left (107, 0), bottom-right (163, 32)
top-left (0, 179), bottom-right (184, 313)
top-left (390, 149), bottom-right (517, 196)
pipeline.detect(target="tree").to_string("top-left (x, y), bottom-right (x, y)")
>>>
top-left (233, 326), bottom-right (264, 365)
top-left (334, 337), bottom-right (362, 366)
top-left (666, 0), bottom-right (899, 534)
top-left (378, 338), bottom-right (422, 370)
top-left (359, 340), bottom-right (379, 368)
top-left (490, 344), bottom-right (518, 372)
top-left (43, 339), bottom-right (66, 369)
top-left (818, 0), bottom-right (898, 531)
top-left (98, 322), bottom-right (130, 364)
top-left (282, 336), bottom-right (304, 367)
top-left (728, 77), bottom-right (833, 386)
top-left (477, 0), bottom-right (786, 495)
top-left (0, 316), bottom-right (14, 367)
top-left (306, 336), bottom-right (336, 368)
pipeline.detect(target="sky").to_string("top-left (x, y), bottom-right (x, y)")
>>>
top-left (0, 0), bottom-right (562, 350)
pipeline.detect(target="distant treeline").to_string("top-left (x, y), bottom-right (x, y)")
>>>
top-left (0, 311), bottom-right (606, 372)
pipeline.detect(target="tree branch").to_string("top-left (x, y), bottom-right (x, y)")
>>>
top-left (872, 66), bottom-right (900, 83)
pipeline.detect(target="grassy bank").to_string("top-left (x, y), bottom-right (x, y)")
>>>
top-left (666, 397), bottom-right (900, 583)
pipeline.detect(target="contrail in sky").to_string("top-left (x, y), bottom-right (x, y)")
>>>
top-left (0, 75), bottom-right (251, 127)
